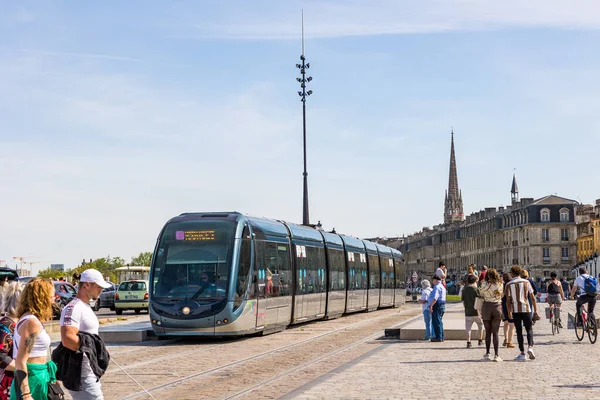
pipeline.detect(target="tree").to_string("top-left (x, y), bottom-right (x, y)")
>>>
top-left (38, 268), bottom-right (67, 280)
top-left (130, 252), bottom-right (153, 266)
top-left (72, 256), bottom-right (125, 283)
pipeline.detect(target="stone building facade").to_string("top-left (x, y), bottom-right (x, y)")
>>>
top-left (400, 133), bottom-right (578, 280)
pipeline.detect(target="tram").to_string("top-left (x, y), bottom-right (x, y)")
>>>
top-left (149, 212), bottom-right (406, 337)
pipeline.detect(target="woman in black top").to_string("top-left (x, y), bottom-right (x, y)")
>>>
top-left (546, 272), bottom-right (566, 327)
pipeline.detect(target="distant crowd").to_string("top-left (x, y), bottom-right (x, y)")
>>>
top-left (419, 262), bottom-right (598, 362)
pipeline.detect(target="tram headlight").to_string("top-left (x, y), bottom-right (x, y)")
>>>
top-left (181, 306), bottom-right (191, 315)
top-left (223, 319), bottom-right (228, 324)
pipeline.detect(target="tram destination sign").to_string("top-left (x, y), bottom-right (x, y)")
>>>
top-left (175, 230), bottom-right (216, 241)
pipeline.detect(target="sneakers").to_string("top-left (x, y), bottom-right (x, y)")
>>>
top-left (527, 347), bottom-right (536, 360)
top-left (467, 341), bottom-right (472, 348)
top-left (483, 353), bottom-right (491, 361)
top-left (514, 353), bottom-right (528, 362)
top-left (431, 338), bottom-right (442, 342)
top-left (493, 355), bottom-right (503, 362)
top-left (506, 343), bottom-right (516, 348)
top-left (478, 339), bottom-right (483, 346)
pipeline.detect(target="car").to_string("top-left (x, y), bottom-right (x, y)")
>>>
top-left (114, 280), bottom-right (149, 315)
top-left (53, 281), bottom-right (78, 319)
top-left (93, 283), bottom-right (118, 311)
top-left (0, 268), bottom-right (19, 282)
top-left (16, 276), bottom-right (34, 284)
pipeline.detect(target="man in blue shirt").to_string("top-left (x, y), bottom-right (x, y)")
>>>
top-left (428, 275), bottom-right (447, 342)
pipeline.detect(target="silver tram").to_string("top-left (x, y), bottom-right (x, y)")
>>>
top-left (149, 212), bottom-right (406, 337)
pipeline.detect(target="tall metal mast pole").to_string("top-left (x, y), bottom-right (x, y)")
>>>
top-left (296, 10), bottom-right (313, 226)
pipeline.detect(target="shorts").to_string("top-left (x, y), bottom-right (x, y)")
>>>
top-left (465, 315), bottom-right (483, 332)
top-left (547, 294), bottom-right (562, 305)
top-left (68, 375), bottom-right (104, 400)
top-left (482, 301), bottom-right (503, 321)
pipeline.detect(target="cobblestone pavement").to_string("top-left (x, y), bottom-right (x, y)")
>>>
top-left (99, 304), bottom-right (421, 399)
top-left (58, 300), bottom-right (599, 399)
top-left (289, 300), bottom-right (600, 400)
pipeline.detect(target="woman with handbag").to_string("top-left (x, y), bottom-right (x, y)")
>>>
top-left (11, 278), bottom-right (63, 400)
top-left (0, 282), bottom-right (24, 400)
top-left (479, 269), bottom-right (504, 362)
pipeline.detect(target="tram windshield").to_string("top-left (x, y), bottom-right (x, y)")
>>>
top-left (151, 220), bottom-right (236, 302)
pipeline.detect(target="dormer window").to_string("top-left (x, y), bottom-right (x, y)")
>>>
top-left (560, 208), bottom-right (569, 222)
top-left (541, 208), bottom-right (550, 222)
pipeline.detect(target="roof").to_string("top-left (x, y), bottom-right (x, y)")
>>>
top-left (532, 195), bottom-right (578, 206)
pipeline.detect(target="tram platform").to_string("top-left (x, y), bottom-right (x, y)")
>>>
top-left (385, 303), bottom-right (487, 340)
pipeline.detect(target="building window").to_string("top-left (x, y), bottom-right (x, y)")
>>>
top-left (561, 228), bottom-right (569, 241)
top-left (541, 208), bottom-right (550, 222)
top-left (561, 247), bottom-right (569, 262)
top-left (560, 208), bottom-right (569, 222)
top-left (543, 248), bottom-right (550, 264)
top-left (542, 229), bottom-right (549, 242)
top-left (543, 270), bottom-right (550, 277)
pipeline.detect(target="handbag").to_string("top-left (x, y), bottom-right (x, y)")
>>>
top-left (47, 381), bottom-right (65, 400)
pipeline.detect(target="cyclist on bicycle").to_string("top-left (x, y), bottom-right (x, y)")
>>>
top-left (546, 272), bottom-right (566, 328)
top-left (570, 267), bottom-right (597, 319)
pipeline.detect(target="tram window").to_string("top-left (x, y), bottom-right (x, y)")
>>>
top-left (316, 247), bottom-right (326, 293)
top-left (327, 249), bottom-right (345, 291)
top-left (368, 255), bottom-right (380, 289)
top-left (255, 240), bottom-right (266, 297)
top-left (265, 242), bottom-right (279, 297)
top-left (277, 243), bottom-right (292, 296)
top-left (234, 234), bottom-right (252, 309)
top-left (295, 244), bottom-right (307, 295)
top-left (305, 246), bottom-right (317, 293)
top-left (358, 254), bottom-right (368, 289)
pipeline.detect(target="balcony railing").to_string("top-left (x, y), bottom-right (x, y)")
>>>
top-left (543, 257), bottom-right (551, 264)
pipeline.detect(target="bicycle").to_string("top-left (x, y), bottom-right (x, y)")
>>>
top-left (575, 303), bottom-right (597, 344)
top-left (548, 303), bottom-right (560, 335)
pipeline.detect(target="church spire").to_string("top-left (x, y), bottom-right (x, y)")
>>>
top-left (511, 171), bottom-right (519, 203)
top-left (444, 129), bottom-right (464, 224)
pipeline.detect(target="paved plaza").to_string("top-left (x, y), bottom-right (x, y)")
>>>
top-left (288, 301), bottom-right (599, 400)
top-left (47, 301), bottom-right (600, 399)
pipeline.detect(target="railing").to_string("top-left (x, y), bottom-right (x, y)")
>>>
top-left (543, 257), bottom-right (551, 264)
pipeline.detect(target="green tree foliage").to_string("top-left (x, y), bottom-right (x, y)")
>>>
top-left (37, 268), bottom-right (67, 280)
top-left (130, 252), bottom-right (152, 266)
top-left (71, 256), bottom-right (125, 283)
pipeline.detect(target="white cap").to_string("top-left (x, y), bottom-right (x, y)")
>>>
top-left (80, 269), bottom-right (112, 289)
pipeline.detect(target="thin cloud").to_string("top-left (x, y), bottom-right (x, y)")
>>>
top-left (179, 0), bottom-right (600, 39)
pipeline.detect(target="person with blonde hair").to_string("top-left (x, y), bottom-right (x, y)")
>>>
top-left (11, 278), bottom-right (58, 400)
top-left (419, 280), bottom-right (433, 340)
top-left (0, 282), bottom-right (24, 400)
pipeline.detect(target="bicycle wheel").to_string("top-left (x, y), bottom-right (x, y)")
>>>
top-left (588, 314), bottom-right (597, 344)
top-left (556, 317), bottom-right (560, 334)
top-left (575, 312), bottom-right (585, 341)
top-left (551, 314), bottom-right (556, 335)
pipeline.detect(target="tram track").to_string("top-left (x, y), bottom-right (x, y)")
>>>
top-left (118, 306), bottom-right (419, 399)
top-left (110, 308), bottom-right (394, 375)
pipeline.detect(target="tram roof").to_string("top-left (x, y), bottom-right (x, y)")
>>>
top-left (246, 216), bottom-right (289, 238)
top-left (376, 244), bottom-right (393, 257)
top-left (321, 231), bottom-right (343, 247)
top-left (284, 222), bottom-right (324, 242)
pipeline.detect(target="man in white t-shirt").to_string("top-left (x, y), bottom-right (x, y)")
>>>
top-left (435, 262), bottom-right (447, 288)
top-left (570, 267), bottom-right (597, 318)
top-left (60, 269), bottom-right (111, 399)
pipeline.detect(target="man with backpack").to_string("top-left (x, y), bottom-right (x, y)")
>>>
top-left (570, 267), bottom-right (597, 319)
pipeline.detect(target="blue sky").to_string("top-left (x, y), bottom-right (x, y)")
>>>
top-left (1, 1), bottom-right (600, 273)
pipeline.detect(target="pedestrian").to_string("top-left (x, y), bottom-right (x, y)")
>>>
top-left (435, 262), bottom-right (447, 289)
top-left (0, 277), bottom-right (9, 305)
top-left (11, 278), bottom-right (58, 400)
top-left (560, 277), bottom-right (570, 300)
top-left (53, 269), bottom-right (111, 399)
top-left (507, 265), bottom-right (539, 361)
top-left (478, 265), bottom-right (488, 286)
top-left (0, 282), bottom-right (23, 400)
top-left (546, 272), bottom-right (566, 328)
top-left (479, 268), bottom-right (504, 361)
top-left (428, 275), bottom-right (447, 342)
top-left (419, 280), bottom-right (433, 340)
top-left (461, 274), bottom-right (483, 348)
top-left (520, 270), bottom-right (539, 324)
top-left (501, 273), bottom-right (516, 349)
